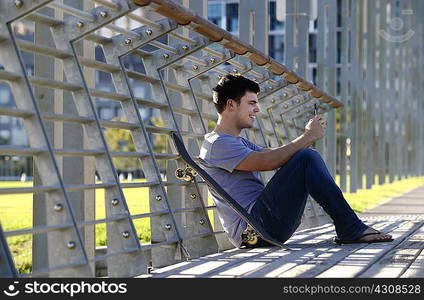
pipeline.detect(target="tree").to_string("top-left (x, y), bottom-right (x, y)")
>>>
top-left (103, 117), bottom-right (169, 173)
top-left (104, 118), bottom-right (139, 171)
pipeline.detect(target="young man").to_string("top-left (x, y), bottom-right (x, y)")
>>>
top-left (199, 74), bottom-right (393, 248)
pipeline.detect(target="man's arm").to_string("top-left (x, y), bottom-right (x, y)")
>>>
top-left (236, 134), bottom-right (315, 171)
top-left (236, 115), bottom-right (326, 171)
top-left (260, 148), bottom-right (272, 153)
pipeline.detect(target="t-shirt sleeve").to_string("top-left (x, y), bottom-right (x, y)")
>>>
top-left (209, 136), bottom-right (254, 173)
top-left (242, 138), bottom-right (263, 152)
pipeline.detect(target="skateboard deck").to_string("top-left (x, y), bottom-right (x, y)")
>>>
top-left (171, 132), bottom-right (289, 249)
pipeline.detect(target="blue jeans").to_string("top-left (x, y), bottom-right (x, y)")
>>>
top-left (250, 148), bottom-right (368, 243)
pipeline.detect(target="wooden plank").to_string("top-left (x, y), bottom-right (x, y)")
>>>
top-left (146, 223), bottom-right (334, 278)
top-left (239, 224), bottom-right (346, 278)
top-left (401, 249), bottom-right (424, 277)
top-left (178, 248), bottom-right (275, 278)
top-left (277, 220), bottom-right (402, 278)
top-left (192, 249), bottom-right (273, 277)
top-left (317, 220), bottom-right (423, 278)
top-left (165, 224), bottom-right (338, 278)
top-left (145, 247), bottom-right (269, 278)
top-left (359, 223), bottom-right (424, 277)
top-left (212, 261), bottom-right (268, 278)
top-left (187, 247), bottom-right (270, 277)
top-left (400, 221), bottom-right (424, 278)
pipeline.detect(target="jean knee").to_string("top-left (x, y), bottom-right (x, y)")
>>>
top-left (296, 148), bottom-right (321, 160)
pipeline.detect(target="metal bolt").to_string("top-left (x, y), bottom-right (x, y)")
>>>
top-left (268, 86), bottom-right (273, 90)
top-left (217, 75), bottom-right (222, 79)
top-left (146, 29), bottom-right (153, 36)
top-left (14, 0), bottom-right (23, 8)
top-left (271, 99), bottom-right (275, 103)
top-left (199, 219), bottom-right (205, 225)
top-left (296, 109), bottom-right (300, 113)
top-left (67, 241), bottom-right (76, 249)
top-left (182, 45), bottom-right (189, 51)
top-left (54, 203), bottom-right (63, 212)
top-left (296, 99), bottom-right (300, 103)
top-left (99, 11), bottom-right (108, 18)
top-left (233, 69), bottom-right (238, 73)
top-left (76, 21), bottom-right (84, 29)
top-left (192, 65), bottom-right (199, 70)
top-left (284, 104), bottom-right (288, 109)
top-left (111, 198), bottom-right (120, 206)
top-left (163, 53), bottom-right (170, 59)
top-left (155, 195), bottom-right (162, 201)
top-left (122, 231), bottom-right (130, 239)
top-left (164, 224), bottom-right (172, 230)
top-left (209, 58), bottom-right (216, 63)
top-left (124, 38), bottom-right (132, 45)
top-left (190, 194), bottom-right (197, 200)
top-left (175, 168), bottom-right (185, 180)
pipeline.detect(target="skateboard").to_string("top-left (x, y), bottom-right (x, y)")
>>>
top-left (171, 132), bottom-right (289, 249)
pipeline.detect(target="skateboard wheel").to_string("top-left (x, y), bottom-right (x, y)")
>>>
top-left (247, 236), bottom-right (259, 245)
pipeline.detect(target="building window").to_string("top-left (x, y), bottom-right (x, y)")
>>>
top-left (99, 107), bottom-right (112, 120)
top-left (269, 35), bottom-right (284, 63)
top-left (0, 116), bottom-right (9, 124)
top-left (208, 3), bottom-right (223, 27)
top-left (226, 3), bottom-right (238, 33)
top-left (0, 130), bottom-right (10, 139)
top-left (269, 1), bottom-right (284, 31)
top-left (309, 33), bottom-right (317, 63)
top-left (0, 87), bottom-right (10, 104)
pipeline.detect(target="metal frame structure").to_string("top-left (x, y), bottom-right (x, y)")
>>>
top-left (0, 0), bottom-right (422, 277)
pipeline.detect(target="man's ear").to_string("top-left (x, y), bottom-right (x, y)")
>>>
top-left (226, 99), bottom-right (235, 111)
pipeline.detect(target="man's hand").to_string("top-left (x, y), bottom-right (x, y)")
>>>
top-left (304, 114), bottom-right (327, 142)
top-left (235, 114), bottom-right (327, 172)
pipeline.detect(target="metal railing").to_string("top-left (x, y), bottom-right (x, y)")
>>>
top-left (0, 0), bottom-right (422, 277)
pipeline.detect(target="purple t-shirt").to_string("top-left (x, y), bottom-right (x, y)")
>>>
top-left (198, 132), bottom-right (264, 247)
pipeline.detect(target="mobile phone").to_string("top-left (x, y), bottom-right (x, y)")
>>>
top-left (314, 104), bottom-right (318, 116)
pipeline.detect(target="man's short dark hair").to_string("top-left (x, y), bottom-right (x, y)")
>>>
top-left (212, 74), bottom-right (260, 113)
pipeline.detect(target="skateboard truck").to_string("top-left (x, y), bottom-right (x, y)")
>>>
top-left (175, 165), bottom-right (198, 182)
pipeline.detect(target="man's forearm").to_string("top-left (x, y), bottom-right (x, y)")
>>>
top-left (266, 133), bottom-right (315, 169)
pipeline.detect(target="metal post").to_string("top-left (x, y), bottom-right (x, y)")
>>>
top-left (339, 0), bottom-right (354, 192)
top-left (33, 6), bottom-right (54, 274)
top-left (239, 0), bottom-right (268, 54)
top-left (376, 0), bottom-right (387, 185)
top-left (316, 0), bottom-right (337, 177)
top-left (284, 0), bottom-right (310, 78)
top-left (365, 0), bottom-right (376, 189)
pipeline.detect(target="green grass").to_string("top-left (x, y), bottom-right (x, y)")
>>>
top-left (336, 175), bottom-right (424, 213)
top-left (1, 175), bottom-right (424, 274)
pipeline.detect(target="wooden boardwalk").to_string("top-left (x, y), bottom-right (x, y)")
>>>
top-left (139, 186), bottom-right (424, 278)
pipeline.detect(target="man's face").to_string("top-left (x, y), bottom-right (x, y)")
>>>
top-left (233, 91), bottom-right (260, 129)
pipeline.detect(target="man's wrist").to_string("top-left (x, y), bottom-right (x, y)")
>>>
top-left (301, 132), bottom-right (316, 148)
